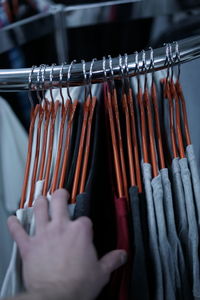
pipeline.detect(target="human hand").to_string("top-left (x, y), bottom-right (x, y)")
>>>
top-left (8, 189), bottom-right (127, 300)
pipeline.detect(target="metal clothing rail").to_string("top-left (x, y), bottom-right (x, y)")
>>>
top-left (0, 34), bottom-right (199, 92)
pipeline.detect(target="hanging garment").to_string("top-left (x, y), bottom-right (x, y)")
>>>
top-left (0, 202), bottom-right (76, 299)
top-left (151, 173), bottom-right (176, 300)
top-left (0, 208), bottom-right (33, 298)
top-left (179, 157), bottom-right (200, 299)
top-left (171, 158), bottom-right (189, 243)
top-left (0, 97), bottom-right (27, 288)
top-left (74, 96), bottom-right (100, 219)
top-left (109, 196), bottom-right (131, 300)
top-left (0, 177), bottom-right (46, 298)
top-left (160, 168), bottom-right (192, 299)
top-left (142, 163), bottom-right (164, 300)
top-left (129, 186), bottom-right (149, 300)
top-left (66, 103), bottom-right (83, 191)
top-left (186, 144), bottom-right (200, 228)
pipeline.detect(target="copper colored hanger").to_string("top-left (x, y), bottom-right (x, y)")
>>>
top-left (51, 100), bottom-right (70, 193)
top-left (71, 97), bottom-right (91, 203)
top-left (42, 100), bottom-right (60, 196)
top-left (37, 65), bottom-right (50, 181)
top-left (175, 80), bottom-right (191, 146)
top-left (28, 104), bottom-right (44, 207)
top-left (65, 60), bottom-right (91, 204)
top-left (59, 61), bottom-right (78, 190)
top-left (103, 57), bottom-right (124, 198)
top-left (71, 61), bottom-right (91, 203)
top-left (162, 78), bottom-right (178, 159)
top-left (20, 66), bottom-right (37, 208)
top-left (42, 64), bottom-right (60, 196)
top-left (149, 48), bottom-right (165, 170)
top-left (59, 100), bottom-right (78, 189)
top-left (20, 106), bottom-right (39, 208)
top-left (142, 51), bottom-right (158, 178)
top-left (174, 42), bottom-right (191, 146)
top-left (38, 100), bottom-right (50, 180)
top-left (169, 79), bottom-right (185, 158)
top-left (118, 55), bottom-right (135, 193)
top-left (135, 52), bottom-right (149, 164)
top-left (51, 63), bottom-right (70, 193)
top-left (124, 53), bottom-right (142, 193)
top-left (110, 55), bottom-right (128, 198)
top-left (79, 59), bottom-right (97, 194)
top-left (28, 65), bottom-right (47, 206)
top-left (79, 97), bottom-right (96, 194)
top-left (161, 45), bottom-right (178, 159)
top-left (168, 44), bottom-right (185, 159)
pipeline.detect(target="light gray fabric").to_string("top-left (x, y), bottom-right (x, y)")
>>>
top-left (179, 158), bottom-right (200, 299)
top-left (181, 60), bottom-right (200, 168)
top-left (0, 208), bottom-right (33, 299)
top-left (161, 168), bottom-right (191, 299)
top-left (151, 174), bottom-right (176, 300)
top-left (0, 98), bottom-right (28, 288)
top-left (186, 144), bottom-right (200, 228)
top-left (0, 202), bottom-right (13, 291)
top-left (142, 163), bottom-right (164, 300)
top-left (171, 158), bottom-right (188, 234)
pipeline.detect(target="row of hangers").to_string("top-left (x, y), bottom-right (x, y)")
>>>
top-left (19, 41), bottom-right (190, 208)
top-left (103, 42), bottom-right (191, 201)
top-left (20, 59), bottom-right (97, 208)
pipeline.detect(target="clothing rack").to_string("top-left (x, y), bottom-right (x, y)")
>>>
top-left (0, 34), bottom-right (199, 92)
top-left (0, 0), bottom-right (199, 58)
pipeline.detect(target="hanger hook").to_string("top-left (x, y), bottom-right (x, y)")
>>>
top-left (28, 65), bottom-right (36, 107)
top-left (102, 56), bottom-right (107, 81)
top-left (50, 63), bottom-right (56, 104)
top-left (134, 51), bottom-right (140, 92)
top-left (124, 53), bottom-right (129, 77)
top-left (36, 64), bottom-right (44, 104)
top-left (173, 41), bottom-right (181, 81)
top-left (149, 47), bottom-right (155, 84)
top-left (142, 50), bottom-right (148, 90)
top-left (164, 43), bottom-right (170, 82)
top-left (108, 55), bottom-right (115, 92)
top-left (119, 54), bottom-right (124, 79)
top-left (41, 64), bottom-right (48, 103)
top-left (59, 62), bottom-right (66, 106)
top-left (89, 58), bottom-right (96, 99)
top-left (168, 43), bottom-right (174, 81)
top-left (67, 60), bottom-right (76, 103)
top-left (123, 53), bottom-right (131, 92)
top-left (82, 59), bottom-right (88, 101)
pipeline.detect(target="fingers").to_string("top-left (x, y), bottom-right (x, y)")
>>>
top-left (7, 216), bottom-right (29, 256)
top-left (34, 196), bottom-right (49, 232)
top-left (99, 250), bottom-right (127, 275)
top-left (75, 217), bottom-right (93, 242)
top-left (50, 189), bottom-right (70, 222)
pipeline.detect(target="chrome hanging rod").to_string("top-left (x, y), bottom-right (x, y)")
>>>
top-left (0, 34), bottom-right (200, 92)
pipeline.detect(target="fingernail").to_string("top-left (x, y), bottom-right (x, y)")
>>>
top-left (120, 252), bottom-right (127, 264)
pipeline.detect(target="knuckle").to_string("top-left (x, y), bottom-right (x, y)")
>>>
top-left (76, 217), bottom-right (93, 230)
top-left (52, 189), bottom-right (69, 200)
top-left (34, 196), bottom-right (46, 209)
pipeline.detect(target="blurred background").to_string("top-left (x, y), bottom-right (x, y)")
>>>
top-left (0, 0), bottom-right (200, 130)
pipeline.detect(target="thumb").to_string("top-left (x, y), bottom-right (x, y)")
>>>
top-left (99, 250), bottom-right (127, 275)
